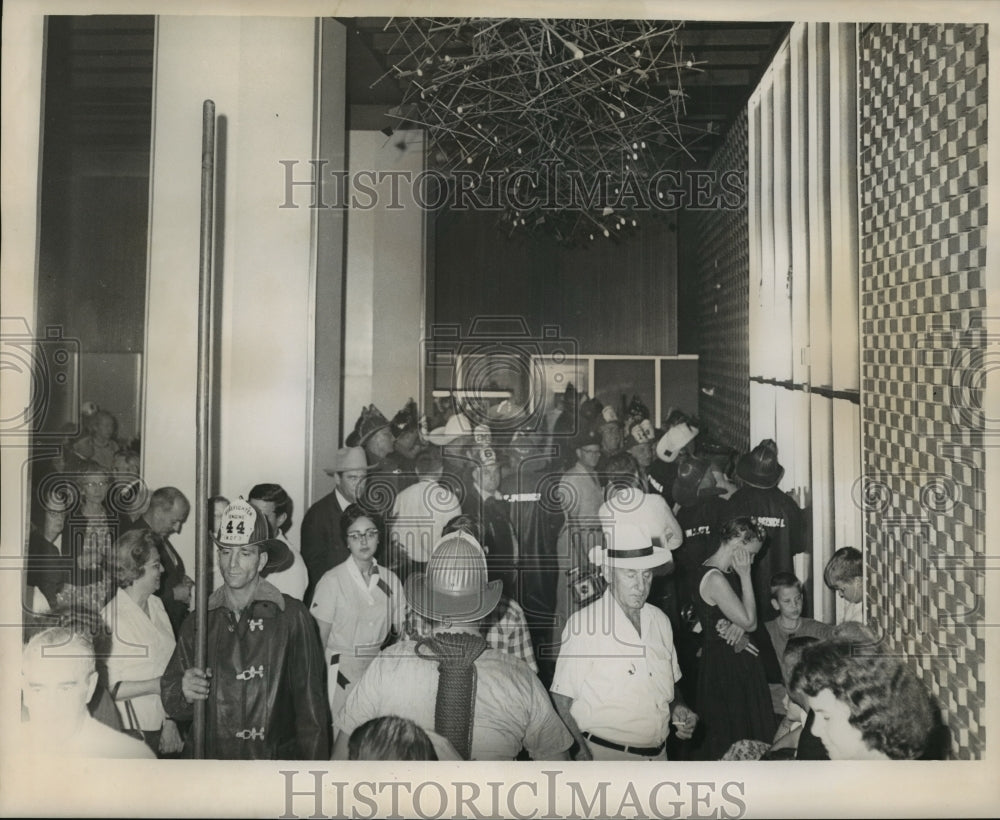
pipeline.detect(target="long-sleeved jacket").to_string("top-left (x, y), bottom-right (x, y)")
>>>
top-left (161, 579), bottom-right (329, 759)
top-left (299, 490), bottom-right (349, 605)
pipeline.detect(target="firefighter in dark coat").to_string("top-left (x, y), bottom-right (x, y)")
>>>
top-left (161, 498), bottom-right (329, 759)
top-left (726, 438), bottom-right (807, 685)
top-left (727, 439), bottom-right (807, 622)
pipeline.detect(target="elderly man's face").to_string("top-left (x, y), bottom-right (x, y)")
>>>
top-left (22, 647), bottom-right (97, 741)
top-left (151, 499), bottom-right (189, 537)
top-left (607, 566), bottom-right (654, 614)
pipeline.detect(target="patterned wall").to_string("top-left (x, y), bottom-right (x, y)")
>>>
top-left (858, 22), bottom-right (987, 759)
top-left (680, 110), bottom-right (751, 452)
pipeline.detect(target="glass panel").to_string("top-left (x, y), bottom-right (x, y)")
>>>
top-left (27, 15), bottom-right (154, 617)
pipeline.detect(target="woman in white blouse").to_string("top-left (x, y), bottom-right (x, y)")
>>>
top-left (101, 529), bottom-right (183, 756)
top-left (310, 504), bottom-right (406, 732)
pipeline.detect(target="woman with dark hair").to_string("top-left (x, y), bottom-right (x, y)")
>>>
top-left (26, 487), bottom-right (73, 612)
top-left (100, 528), bottom-right (182, 755)
top-left (310, 504), bottom-right (407, 732)
top-left (692, 516), bottom-right (777, 758)
top-left (790, 639), bottom-right (942, 759)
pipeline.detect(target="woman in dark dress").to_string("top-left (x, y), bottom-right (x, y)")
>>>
top-left (692, 516), bottom-right (776, 759)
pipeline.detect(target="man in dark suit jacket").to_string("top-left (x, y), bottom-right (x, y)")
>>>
top-left (123, 486), bottom-right (191, 635)
top-left (299, 446), bottom-right (371, 604)
top-left (460, 447), bottom-right (518, 601)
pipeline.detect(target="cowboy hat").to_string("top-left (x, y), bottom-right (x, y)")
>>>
top-left (323, 445), bottom-right (375, 476)
top-left (425, 412), bottom-right (473, 446)
top-left (590, 522), bottom-right (671, 570)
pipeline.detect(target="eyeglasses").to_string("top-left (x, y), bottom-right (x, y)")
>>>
top-left (347, 528), bottom-right (379, 543)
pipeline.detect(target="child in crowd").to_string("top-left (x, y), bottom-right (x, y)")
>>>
top-left (764, 573), bottom-right (834, 715)
top-left (823, 547), bottom-right (863, 623)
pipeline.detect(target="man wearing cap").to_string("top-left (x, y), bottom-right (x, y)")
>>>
top-left (551, 429), bottom-right (605, 652)
top-left (621, 401), bottom-right (658, 492)
top-left (498, 432), bottom-right (564, 684)
top-left (550, 523), bottom-right (698, 761)
top-left (595, 406), bottom-right (624, 474)
top-left (300, 446), bottom-right (372, 604)
top-left (333, 532), bottom-right (573, 761)
top-left (363, 401), bottom-right (422, 499)
top-left (461, 446), bottom-right (519, 599)
top-left (348, 404), bottom-right (396, 467)
top-left (385, 398), bottom-right (424, 485)
top-left (727, 439), bottom-right (806, 623)
top-left (161, 499), bottom-right (329, 759)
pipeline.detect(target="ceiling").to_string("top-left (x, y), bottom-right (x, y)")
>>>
top-left (43, 15), bottom-right (791, 169)
top-left (344, 17), bottom-right (792, 165)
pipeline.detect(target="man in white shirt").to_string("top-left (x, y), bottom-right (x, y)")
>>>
top-left (388, 447), bottom-right (462, 571)
top-left (550, 522), bottom-right (697, 760)
top-left (249, 483), bottom-right (308, 600)
top-left (21, 627), bottom-right (154, 759)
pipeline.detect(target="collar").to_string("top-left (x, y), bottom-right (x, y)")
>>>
top-left (335, 488), bottom-right (351, 510)
top-left (604, 588), bottom-right (648, 637)
top-left (347, 556), bottom-right (381, 592)
top-left (208, 578), bottom-right (285, 612)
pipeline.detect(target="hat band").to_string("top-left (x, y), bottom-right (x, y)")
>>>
top-left (607, 546), bottom-right (654, 559)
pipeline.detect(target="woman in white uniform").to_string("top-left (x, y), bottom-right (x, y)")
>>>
top-left (309, 504), bottom-right (406, 733)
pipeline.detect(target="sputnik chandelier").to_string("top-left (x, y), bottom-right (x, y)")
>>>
top-left (377, 18), bottom-right (713, 243)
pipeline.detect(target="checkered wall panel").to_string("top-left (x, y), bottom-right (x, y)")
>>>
top-left (683, 110), bottom-right (751, 452)
top-left (859, 22), bottom-right (987, 759)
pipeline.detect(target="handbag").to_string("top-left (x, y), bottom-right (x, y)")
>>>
top-left (112, 681), bottom-right (147, 744)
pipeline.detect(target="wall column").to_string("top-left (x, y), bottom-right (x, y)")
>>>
top-left (145, 16), bottom-right (335, 568)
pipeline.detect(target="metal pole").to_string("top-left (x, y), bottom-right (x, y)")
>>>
top-left (193, 99), bottom-right (216, 759)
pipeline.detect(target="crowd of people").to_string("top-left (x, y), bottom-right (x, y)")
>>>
top-left (21, 390), bottom-right (946, 762)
